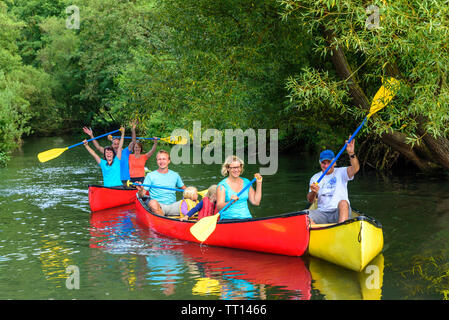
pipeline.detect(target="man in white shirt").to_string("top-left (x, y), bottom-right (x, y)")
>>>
top-left (307, 138), bottom-right (360, 224)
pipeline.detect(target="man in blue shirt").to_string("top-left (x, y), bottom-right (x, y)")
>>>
top-left (83, 120), bottom-right (137, 186)
top-left (136, 150), bottom-right (186, 216)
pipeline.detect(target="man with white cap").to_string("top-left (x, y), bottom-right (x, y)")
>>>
top-left (307, 137), bottom-right (360, 224)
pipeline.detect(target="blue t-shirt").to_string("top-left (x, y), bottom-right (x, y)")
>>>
top-left (217, 177), bottom-right (252, 220)
top-left (143, 170), bottom-right (184, 205)
top-left (120, 147), bottom-right (132, 181)
top-left (99, 156), bottom-right (122, 187)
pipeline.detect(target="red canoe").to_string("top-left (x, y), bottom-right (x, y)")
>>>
top-left (88, 185), bottom-right (137, 212)
top-left (135, 196), bottom-right (310, 256)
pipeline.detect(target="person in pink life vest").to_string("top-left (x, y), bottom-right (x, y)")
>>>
top-left (180, 185), bottom-right (218, 221)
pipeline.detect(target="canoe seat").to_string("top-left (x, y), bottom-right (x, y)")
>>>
top-left (308, 200), bottom-right (361, 229)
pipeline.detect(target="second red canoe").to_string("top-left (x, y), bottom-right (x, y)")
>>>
top-left (88, 185), bottom-right (137, 212)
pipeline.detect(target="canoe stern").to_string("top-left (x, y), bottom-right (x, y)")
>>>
top-left (309, 216), bottom-right (383, 272)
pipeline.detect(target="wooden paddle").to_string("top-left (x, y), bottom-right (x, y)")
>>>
top-left (111, 135), bottom-right (188, 145)
top-left (37, 129), bottom-right (121, 163)
top-left (316, 77), bottom-right (400, 183)
top-left (190, 177), bottom-right (257, 242)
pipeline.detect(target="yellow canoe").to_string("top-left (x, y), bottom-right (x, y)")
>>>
top-left (308, 211), bottom-right (384, 272)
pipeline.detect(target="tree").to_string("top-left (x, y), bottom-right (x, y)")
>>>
top-left (0, 1), bottom-right (54, 156)
top-left (279, 0), bottom-right (449, 172)
top-left (7, 0), bottom-right (67, 65)
top-left (36, 16), bottom-right (83, 133)
top-left (109, 0), bottom-right (311, 138)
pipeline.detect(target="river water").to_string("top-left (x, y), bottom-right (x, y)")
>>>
top-left (1, 136), bottom-right (449, 300)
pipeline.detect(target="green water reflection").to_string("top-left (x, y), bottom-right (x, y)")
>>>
top-left (0, 136), bottom-right (448, 299)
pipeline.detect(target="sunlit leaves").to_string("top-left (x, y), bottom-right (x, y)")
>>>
top-left (111, 0), bottom-right (311, 137)
top-left (279, 0), bottom-right (449, 146)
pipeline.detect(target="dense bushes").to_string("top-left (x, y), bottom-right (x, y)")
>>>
top-left (1, 0), bottom-right (448, 173)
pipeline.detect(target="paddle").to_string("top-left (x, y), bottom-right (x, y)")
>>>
top-left (190, 177), bottom-right (257, 242)
top-left (127, 180), bottom-right (208, 196)
top-left (126, 180), bottom-right (184, 192)
top-left (37, 129), bottom-right (121, 163)
top-left (111, 135), bottom-right (188, 145)
top-left (316, 77), bottom-right (400, 183)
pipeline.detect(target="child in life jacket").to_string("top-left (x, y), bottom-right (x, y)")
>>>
top-left (180, 185), bottom-right (218, 221)
top-left (179, 187), bottom-right (200, 217)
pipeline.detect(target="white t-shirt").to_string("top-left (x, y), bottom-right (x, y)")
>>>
top-left (309, 167), bottom-right (353, 211)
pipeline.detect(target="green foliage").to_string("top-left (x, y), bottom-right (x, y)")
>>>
top-left (35, 15), bottom-right (83, 133)
top-left (0, 0), bottom-right (314, 159)
top-left (0, 71), bottom-right (31, 153)
top-left (283, 67), bottom-right (357, 150)
top-left (0, 2), bottom-right (32, 153)
top-left (2, 0), bottom-right (448, 171)
top-left (279, 0), bottom-right (449, 146)
top-left (7, 0), bottom-right (67, 65)
top-left (110, 0), bottom-right (311, 136)
top-left (0, 151), bottom-right (10, 167)
top-left (0, 0), bottom-right (60, 157)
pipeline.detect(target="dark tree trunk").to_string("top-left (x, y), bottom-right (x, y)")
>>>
top-left (323, 29), bottom-right (449, 173)
top-left (417, 118), bottom-right (449, 172)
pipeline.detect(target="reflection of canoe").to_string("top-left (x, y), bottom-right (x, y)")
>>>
top-left (178, 242), bottom-right (312, 300)
top-left (89, 204), bottom-right (136, 248)
top-left (308, 212), bottom-right (384, 272)
top-left (88, 185), bottom-right (137, 212)
top-left (308, 254), bottom-right (384, 300)
top-left (135, 196), bottom-right (309, 256)
top-left (91, 211), bottom-right (312, 300)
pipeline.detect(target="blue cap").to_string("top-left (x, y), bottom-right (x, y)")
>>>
top-left (319, 150), bottom-right (335, 163)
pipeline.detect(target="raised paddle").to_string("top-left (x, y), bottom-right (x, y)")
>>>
top-left (190, 177), bottom-right (257, 242)
top-left (37, 129), bottom-right (121, 163)
top-left (111, 135), bottom-right (188, 145)
top-left (316, 77), bottom-right (400, 183)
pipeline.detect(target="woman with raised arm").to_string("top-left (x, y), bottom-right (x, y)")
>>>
top-left (128, 138), bottom-right (158, 183)
top-left (83, 126), bottom-right (125, 187)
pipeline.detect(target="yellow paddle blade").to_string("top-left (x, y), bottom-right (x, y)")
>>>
top-left (367, 77), bottom-right (400, 119)
top-left (160, 136), bottom-right (189, 145)
top-left (190, 213), bottom-right (220, 242)
top-left (197, 189), bottom-right (208, 198)
top-left (37, 147), bottom-right (69, 163)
